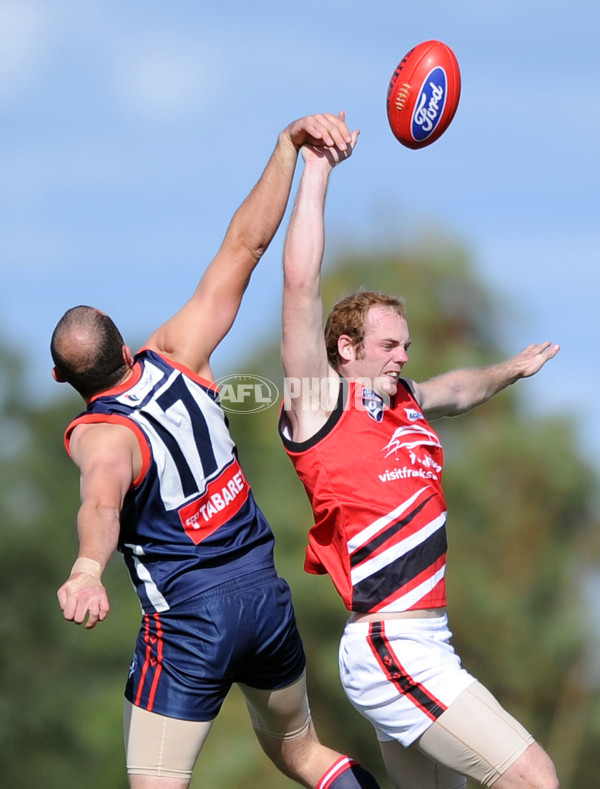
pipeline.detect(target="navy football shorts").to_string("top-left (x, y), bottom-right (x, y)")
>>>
top-left (125, 568), bottom-right (306, 721)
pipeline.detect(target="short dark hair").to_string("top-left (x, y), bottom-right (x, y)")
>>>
top-left (324, 290), bottom-right (406, 370)
top-left (51, 306), bottom-right (128, 399)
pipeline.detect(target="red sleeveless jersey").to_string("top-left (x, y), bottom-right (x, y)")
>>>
top-left (279, 379), bottom-right (448, 613)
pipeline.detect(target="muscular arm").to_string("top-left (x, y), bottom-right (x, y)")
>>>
top-left (57, 423), bottom-right (140, 629)
top-left (146, 114), bottom-right (354, 379)
top-left (281, 119), bottom-right (359, 441)
top-left (410, 341), bottom-right (560, 420)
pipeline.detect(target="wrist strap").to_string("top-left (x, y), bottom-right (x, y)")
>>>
top-left (71, 557), bottom-right (102, 577)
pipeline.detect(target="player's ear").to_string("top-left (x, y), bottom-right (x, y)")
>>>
top-left (52, 367), bottom-right (64, 383)
top-left (123, 345), bottom-right (134, 368)
top-left (338, 335), bottom-right (356, 362)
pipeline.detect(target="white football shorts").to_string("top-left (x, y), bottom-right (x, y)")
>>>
top-left (339, 614), bottom-right (475, 746)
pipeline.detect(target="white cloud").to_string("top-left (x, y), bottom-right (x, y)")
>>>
top-left (109, 33), bottom-right (225, 123)
top-left (0, 1), bottom-right (227, 120)
top-left (0, 0), bottom-right (53, 102)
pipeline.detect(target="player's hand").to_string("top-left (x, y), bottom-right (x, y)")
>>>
top-left (57, 567), bottom-right (110, 630)
top-left (512, 341), bottom-right (560, 378)
top-left (283, 111), bottom-right (355, 152)
top-left (301, 127), bottom-right (360, 171)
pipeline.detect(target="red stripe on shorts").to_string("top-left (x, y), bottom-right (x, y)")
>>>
top-left (367, 621), bottom-right (447, 722)
top-left (135, 613), bottom-right (164, 711)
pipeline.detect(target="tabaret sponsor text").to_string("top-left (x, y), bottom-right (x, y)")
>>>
top-left (179, 461), bottom-right (249, 544)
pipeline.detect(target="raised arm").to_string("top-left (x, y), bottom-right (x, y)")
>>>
top-left (57, 423), bottom-right (140, 629)
top-left (146, 114), bottom-right (354, 379)
top-left (410, 341), bottom-right (560, 420)
top-left (281, 116), bottom-right (359, 440)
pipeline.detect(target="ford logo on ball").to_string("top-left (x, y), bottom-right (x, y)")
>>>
top-left (411, 67), bottom-right (448, 143)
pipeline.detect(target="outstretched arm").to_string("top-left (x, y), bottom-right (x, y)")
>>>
top-left (146, 113), bottom-right (354, 378)
top-left (281, 116), bottom-right (359, 441)
top-left (411, 341), bottom-right (560, 420)
top-left (57, 423), bottom-right (139, 629)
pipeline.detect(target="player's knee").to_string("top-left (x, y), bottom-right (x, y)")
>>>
top-left (533, 762), bottom-right (559, 789)
top-left (253, 723), bottom-right (315, 779)
top-left (526, 745), bottom-right (559, 789)
top-left (497, 743), bottom-right (559, 789)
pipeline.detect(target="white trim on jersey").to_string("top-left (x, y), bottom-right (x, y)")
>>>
top-left (124, 544), bottom-right (170, 612)
top-left (346, 487), bottom-right (429, 555)
top-left (350, 512), bottom-right (447, 587)
top-left (116, 361), bottom-right (235, 512)
top-left (377, 564), bottom-right (447, 612)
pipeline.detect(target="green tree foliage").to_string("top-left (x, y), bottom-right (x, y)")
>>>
top-left (0, 239), bottom-right (598, 787)
top-left (0, 347), bottom-right (139, 788)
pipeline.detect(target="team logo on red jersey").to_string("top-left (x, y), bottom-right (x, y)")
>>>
top-left (362, 388), bottom-right (385, 422)
top-left (382, 424), bottom-right (442, 459)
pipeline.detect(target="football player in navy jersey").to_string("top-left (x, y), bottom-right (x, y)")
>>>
top-left (52, 112), bottom-right (379, 789)
top-left (278, 121), bottom-right (560, 789)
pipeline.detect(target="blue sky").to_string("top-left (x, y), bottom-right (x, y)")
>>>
top-left (1, 0), bottom-right (599, 469)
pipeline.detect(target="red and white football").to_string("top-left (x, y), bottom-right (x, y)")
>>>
top-left (387, 40), bottom-right (461, 149)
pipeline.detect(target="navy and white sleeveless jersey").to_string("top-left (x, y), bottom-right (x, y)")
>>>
top-left (65, 349), bottom-right (276, 614)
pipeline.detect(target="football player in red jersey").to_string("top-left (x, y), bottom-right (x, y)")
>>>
top-left (279, 116), bottom-right (559, 789)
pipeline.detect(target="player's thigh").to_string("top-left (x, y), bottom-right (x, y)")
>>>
top-left (416, 682), bottom-right (534, 787)
top-left (240, 673), bottom-right (328, 777)
top-left (124, 699), bottom-right (214, 784)
top-left (239, 671), bottom-right (311, 740)
top-left (380, 738), bottom-right (466, 789)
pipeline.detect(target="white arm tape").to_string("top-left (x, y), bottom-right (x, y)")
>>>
top-left (70, 557), bottom-right (103, 577)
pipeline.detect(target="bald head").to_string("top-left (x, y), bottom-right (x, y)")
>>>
top-left (51, 306), bottom-right (129, 399)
